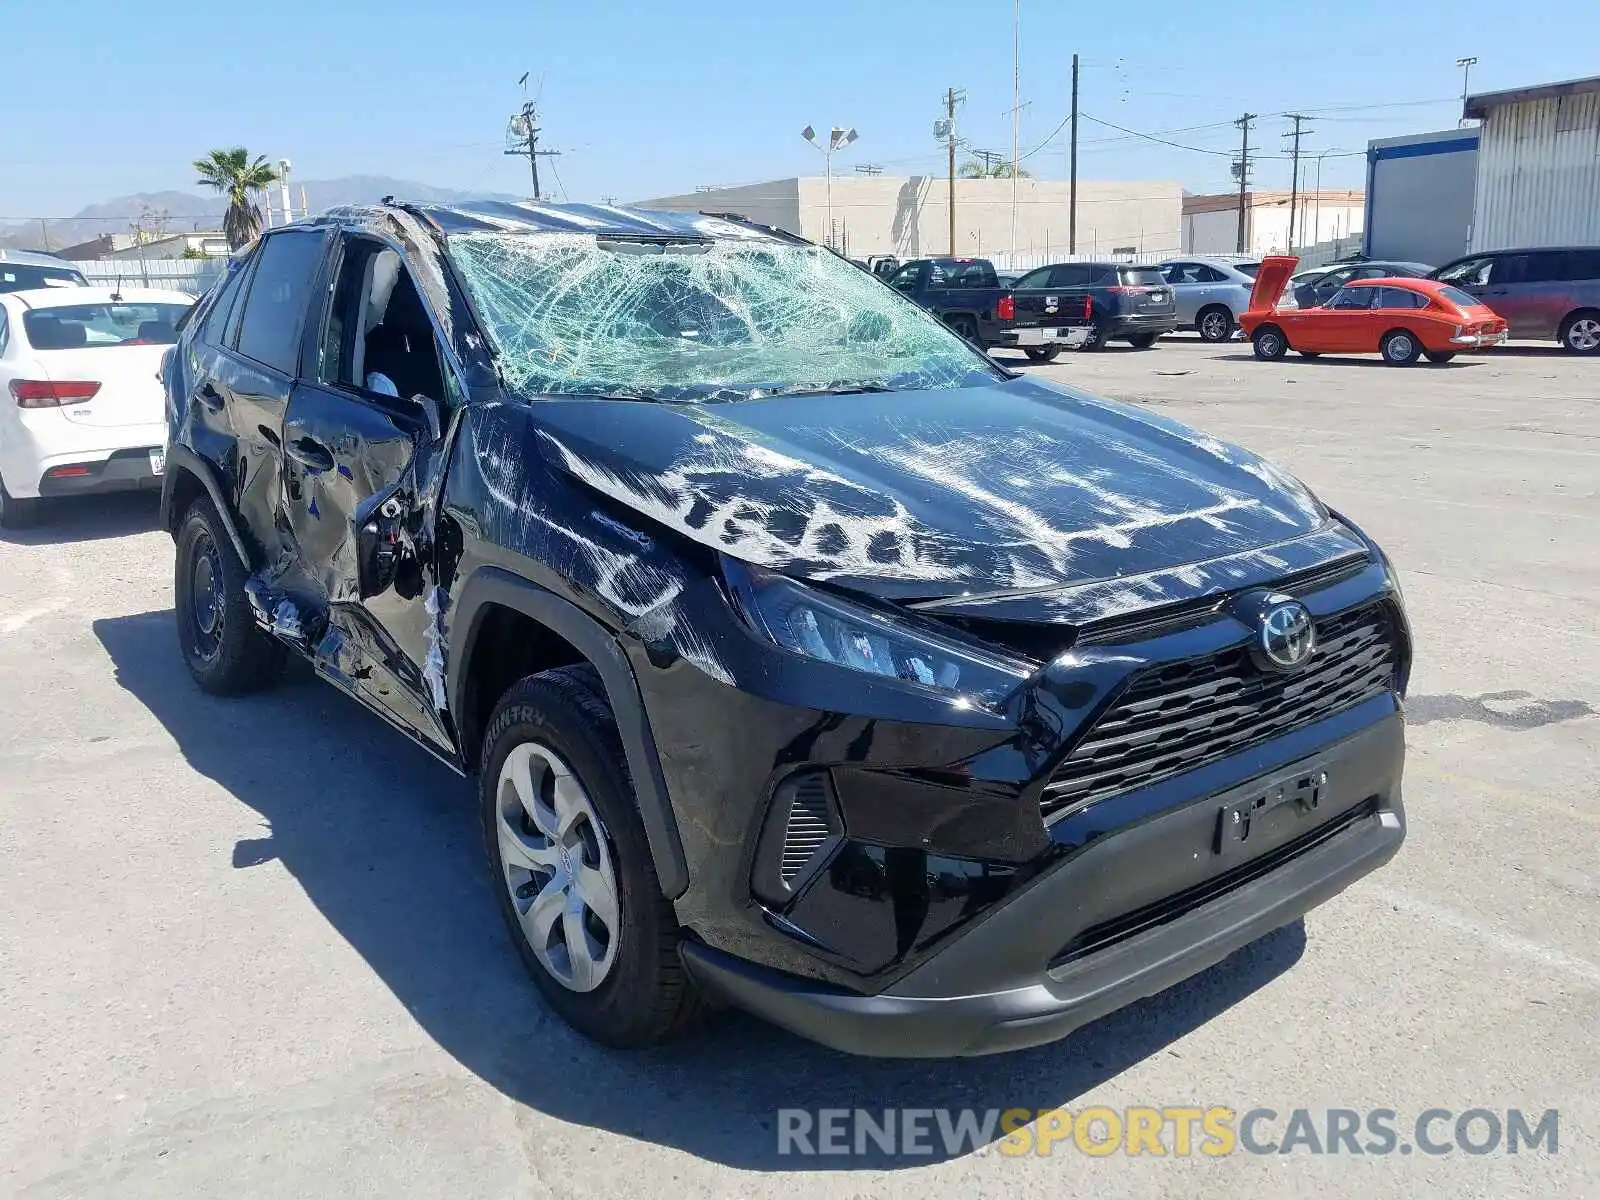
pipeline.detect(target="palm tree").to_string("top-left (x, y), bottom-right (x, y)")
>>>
top-left (959, 160), bottom-right (1032, 179)
top-left (193, 148), bottom-right (280, 250)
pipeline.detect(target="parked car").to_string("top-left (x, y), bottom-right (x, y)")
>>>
top-left (1003, 260), bottom-right (1178, 356)
top-left (1240, 256), bottom-right (1506, 366)
top-left (1430, 246), bottom-right (1600, 353)
top-left (160, 202), bottom-right (1409, 1057)
top-left (1158, 256), bottom-right (1261, 341)
top-left (865, 254), bottom-right (899, 279)
top-left (885, 257), bottom-right (1014, 348)
top-left (0, 286), bottom-right (192, 526)
top-left (1287, 260), bottom-right (1432, 311)
top-left (0, 249), bottom-right (89, 294)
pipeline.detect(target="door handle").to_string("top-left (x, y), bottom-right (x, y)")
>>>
top-left (195, 382), bottom-right (224, 412)
top-left (286, 436), bottom-right (336, 473)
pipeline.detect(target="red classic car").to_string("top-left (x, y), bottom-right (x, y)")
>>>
top-left (1239, 255), bottom-right (1508, 365)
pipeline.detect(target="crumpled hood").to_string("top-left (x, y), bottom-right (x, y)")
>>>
top-left (529, 376), bottom-right (1328, 602)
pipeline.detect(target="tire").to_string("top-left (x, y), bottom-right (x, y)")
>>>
top-left (173, 496), bottom-right (286, 694)
top-left (1252, 326), bottom-right (1288, 360)
top-left (1558, 309), bottom-right (1600, 355)
top-left (1196, 305), bottom-right (1233, 343)
top-left (1424, 350), bottom-right (1457, 364)
top-left (1380, 329), bottom-right (1421, 366)
top-left (946, 315), bottom-right (978, 343)
top-left (0, 476), bottom-right (40, 530)
top-left (1079, 323), bottom-right (1108, 351)
top-left (481, 664), bottom-right (703, 1049)
top-left (1126, 332), bottom-right (1160, 349)
top-left (1023, 345), bottom-right (1061, 362)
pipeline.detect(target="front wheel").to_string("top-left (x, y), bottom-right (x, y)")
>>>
top-left (1381, 329), bottom-right (1421, 366)
top-left (1196, 306), bottom-right (1233, 342)
top-left (1252, 326), bottom-right (1288, 360)
top-left (174, 497), bottom-right (286, 694)
top-left (1126, 332), bottom-right (1160, 349)
top-left (482, 664), bottom-right (704, 1049)
top-left (1559, 310), bottom-right (1600, 355)
top-left (1424, 350), bottom-right (1457, 364)
top-left (1023, 345), bottom-right (1062, 363)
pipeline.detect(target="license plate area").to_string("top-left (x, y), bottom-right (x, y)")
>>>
top-left (1216, 767), bottom-right (1329, 857)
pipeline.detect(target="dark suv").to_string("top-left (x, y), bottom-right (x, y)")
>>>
top-left (1005, 260), bottom-right (1179, 352)
top-left (160, 201), bottom-right (1410, 1057)
top-left (1431, 246), bottom-right (1600, 353)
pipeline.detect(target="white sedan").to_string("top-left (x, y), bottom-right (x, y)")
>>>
top-left (0, 286), bottom-right (193, 527)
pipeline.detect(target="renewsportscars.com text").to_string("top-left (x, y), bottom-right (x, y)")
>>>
top-left (775, 1106), bottom-right (1559, 1158)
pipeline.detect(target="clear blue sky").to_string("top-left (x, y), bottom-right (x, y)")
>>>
top-left (1, 0), bottom-right (1586, 220)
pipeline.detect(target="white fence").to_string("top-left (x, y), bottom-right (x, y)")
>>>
top-left (984, 249), bottom-right (1179, 273)
top-left (69, 258), bottom-right (226, 296)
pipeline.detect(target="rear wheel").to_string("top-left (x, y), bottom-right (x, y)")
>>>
top-left (1078, 322), bottom-right (1108, 351)
top-left (1558, 309), bottom-right (1600, 355)
top-left (174, 497), bottom-right (286, 694)
top-left (1380, 329), bottom-right (1421, 366)
top-left (1023, 345), bottom-right (1061, 362)
top-left (946, 314), bottom-right (978, 343)
top-left (1252, 326), bottom-right (1288, 360)
top-left (1424, 350), bottom-right (1457, 364)
top-left (0, 477), bottom-right (40, 530)
top-left (482, 664), bottom-right (704, 1048)
top-left (1196, 305), bottom-right (1233, 343)
top-left (1126, 331), bottom-right (1160, 349)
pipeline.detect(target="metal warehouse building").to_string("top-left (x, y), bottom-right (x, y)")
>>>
top-left (634, 176), bottom-right (1182, 266)
top-left (1464, 74), bottom-right (1600, 251)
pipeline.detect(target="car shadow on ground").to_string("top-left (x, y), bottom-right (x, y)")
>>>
top-left (0, 492), bottom-right (161, 545)
top-left (1214, 353), bottom-right (1476, 369)
top-left (94, 608), bottom-right (1307, 1171)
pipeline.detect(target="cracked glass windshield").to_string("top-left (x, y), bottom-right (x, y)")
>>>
top-left (447, 232), bottom-right (1001, 402)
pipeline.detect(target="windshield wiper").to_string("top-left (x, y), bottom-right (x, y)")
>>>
top-left (758, 381), bottom-right (897, 399)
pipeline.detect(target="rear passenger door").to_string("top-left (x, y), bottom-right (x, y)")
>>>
top-left (182, 228), bottom-right (329, 576)
top-left (1485, 251), bottom-right (1570, 339)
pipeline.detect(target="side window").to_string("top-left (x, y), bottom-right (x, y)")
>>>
top-left (1521, 251), bottom-right (1566, 283)
top-left (1377, 288), bottom-right (1423, 309)
top-left (1328, 286), bottom-right (1376, 310)
top-left (234, 230), bottom-right (327, 375)
top-left (1436, 256), bottom-right (1492, 286)
top-left (197, 257), bottom-right (252, 347)
top-left (1195, 264), bottom-right (1228, 283)
top-left (1013, 267), bottom-right (1053, 290)
top-left (1312, 268), bottom-right (1351, 297)
top-left (953, 262), bottom-right (997, 287)
top-left (1489, 254), bottom-right (1531, 285)
top-left (320, 236), bottom-right (447, 404)
top-left (889, 264), bottom-right (921, 292)
top-left (1162, 263), bottom-right (1198, 284)
top-left (1048, 264), bottom-right (1090, 287)
top-left (0, 308), bottom-right (9, 356)
top-left (1086, 266), bottom-right (1115, 285)
top-left (1560, 249), bottom-right (1600, 280)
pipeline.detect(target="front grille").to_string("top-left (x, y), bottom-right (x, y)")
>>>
top-left (779, 774), bottom-right (835, 885)
top-left (1041, 602), bottom-right (1397, 821)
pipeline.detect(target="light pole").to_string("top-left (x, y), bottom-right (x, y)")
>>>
top-left (1456, 57), bottom-right (1478, 126)
top-left (1311, 147), bottom-right (1341, 248)
top-left (802, 125), bottom-right (858, 250)
top-left (278, 158), bottom-right (294, 225)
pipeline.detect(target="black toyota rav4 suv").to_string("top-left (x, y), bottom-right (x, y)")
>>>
top-left (160, 201), bottom-right (1410, 1057)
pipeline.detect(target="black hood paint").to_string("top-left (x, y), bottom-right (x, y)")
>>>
top-left (527, 376), bottom-right (1331, 611)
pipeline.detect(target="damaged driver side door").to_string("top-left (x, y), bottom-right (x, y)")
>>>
top-left (279, 233), bottom-right (454, 756)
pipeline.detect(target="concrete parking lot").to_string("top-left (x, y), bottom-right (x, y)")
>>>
top-left (2, 338), bottom-right (1595, 1198)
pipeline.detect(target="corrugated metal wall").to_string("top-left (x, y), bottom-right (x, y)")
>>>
top-left (1473, 92), bottom-right (1600, 250)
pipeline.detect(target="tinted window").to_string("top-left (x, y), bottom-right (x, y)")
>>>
top-left (197, 259), bottom-right (251, 346)
top-left (1437, 285), bottom-right (1482, 308)
top-left (1013, 267), bottom-right (1053, 290)
top-left (1119, 267), bottom-right (1165, 286)
top-left (23, 302), bottom-right (191, 349)
top-left (0, 309), bottom-right (8, 355)
top-left (1048, 264), bottom-right (1093, 287)
top-left (888, 264), bottom-right (922, 292)
top-left (1559, 249), bottom-right (1600, 280)
top-left (948, 261), bottom-right (997, 287)
top-left (1328, 286), bottom-right (1377, 310)
top-left (1234, 262), bottom-right (1261, 278)
top-left (234, 230), bottom-right (326, 374)
top-left (1376, 288), bottom-right (1424, 309)
top-left (0, 264), bottom-right (87, 293)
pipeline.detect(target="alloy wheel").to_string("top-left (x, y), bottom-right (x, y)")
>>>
top-left (495, 742), bottom-right (621, 993)
top-left (1386, 333), bottom-right (1414, 361)
top-left (1200, 310), bottom-right (1230, 341)
top-left (1567, 318), bottom-right (1600, 352)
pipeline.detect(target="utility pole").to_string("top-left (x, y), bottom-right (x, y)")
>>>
top-left (947, 87), bottom-right (958, 256)
top-left (1069, 52), bottom-right (1080, 253)
top-left (1233, 113), bottom-right (1255, 254)
top-left (1009, 0), bottom-right (1021, 258)
top-left (1456, 56), bottom-right (1478, 126)
top-left (505, 100), bottom-right (560, 200)
top-left (38, 219), bottom-right (50, 251)
top-left (1284, 114), bottom-right (1311, 252)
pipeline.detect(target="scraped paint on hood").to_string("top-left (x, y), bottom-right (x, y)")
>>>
top-left (523, 375), bottom-right (1327, 601)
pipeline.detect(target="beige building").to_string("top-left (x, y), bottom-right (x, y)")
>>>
top-left (1183, 190), bottom-right (1366, 257)
top-left (636, 176), bottom-right (1183, 263)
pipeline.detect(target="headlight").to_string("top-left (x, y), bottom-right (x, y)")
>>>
top-left (722, 558), bottom-right (1033, 707)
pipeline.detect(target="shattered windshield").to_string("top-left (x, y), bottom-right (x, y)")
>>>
top-left (447, 232), bottom-right (1003, 402)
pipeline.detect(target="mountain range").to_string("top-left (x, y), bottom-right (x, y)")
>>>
top-left (2, 176), bottom-right (522, 252)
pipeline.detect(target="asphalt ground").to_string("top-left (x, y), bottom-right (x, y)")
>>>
top-left (2, 335), bottom-right (1595, 1197)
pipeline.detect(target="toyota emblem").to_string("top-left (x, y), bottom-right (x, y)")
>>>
top-left (1258, 599), bottom-right (1316, 670)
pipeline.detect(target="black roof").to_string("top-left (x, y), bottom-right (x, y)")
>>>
top-left (316, 199), bottom-right (793, 243)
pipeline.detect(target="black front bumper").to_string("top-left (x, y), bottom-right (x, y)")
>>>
top-left (681, 713), bottom-right (1405, 1057)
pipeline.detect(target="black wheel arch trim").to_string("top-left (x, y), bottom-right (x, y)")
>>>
top-left (449, 564), bottom-right (690, 899)
top-left (160, 444), bottom-right (254, 570)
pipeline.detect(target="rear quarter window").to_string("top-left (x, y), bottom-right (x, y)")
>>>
top-left (233, 230), bottom-right (326, 374)
top-left (1437, 285), bottom-right (1483, 308)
